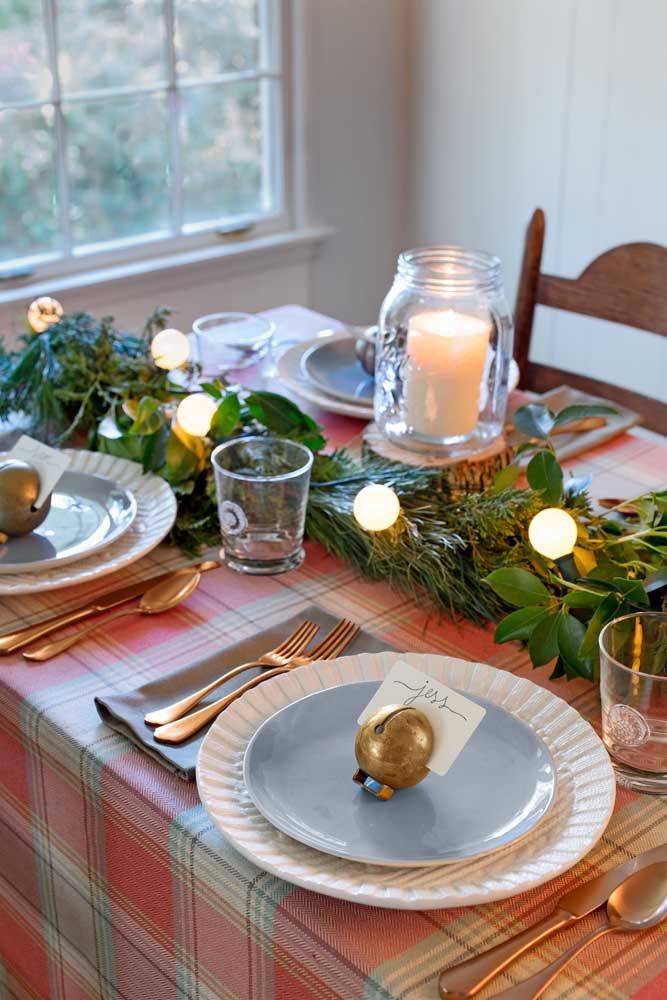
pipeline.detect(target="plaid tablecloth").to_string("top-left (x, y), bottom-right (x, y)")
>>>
top-left (1, 306), bottom-right (667, 1000)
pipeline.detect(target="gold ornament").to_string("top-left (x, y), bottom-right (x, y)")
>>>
top-left (353, 704), bottom-right (434, 800)
top-left (0, 460), bottom-right (51, 536)
top-left (27, 296), bottom-right (63, 334)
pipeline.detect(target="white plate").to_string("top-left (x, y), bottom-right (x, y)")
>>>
top-left (0, 470), bottom-right (137, 573)
top-left (0, 451), bottom-right (176, 595)
top-left (278, 334), bottom-right (520, 420)
top-left (197, 651), bottom-right (615, 910)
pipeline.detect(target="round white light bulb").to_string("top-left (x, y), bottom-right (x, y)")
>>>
top-left (528, 507), bottom-right (578, 560)
top-left (27, 296), bottom-right (63, 333)
top-left (151, 328), bottom-right (190, 370)
top-left (353, 484), bottom-right (401, 532)
top-left (176, 393), bottom-right (217, 437)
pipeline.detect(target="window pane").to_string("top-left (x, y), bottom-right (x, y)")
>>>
top-left (65, 95), bottom-right (170, 247)
top-left (0, 0), bottom-right (52, 104)
top-left (180, 81), bottom-right (265, 227)
top-left (0, 107), bottom-right (59, 263)
top-left (175, 0), bottom-right (260, 79)
top-left (58, 0), bottom-right (166, 93)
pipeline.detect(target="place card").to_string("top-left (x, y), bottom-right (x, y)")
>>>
top-left (358, 661), bottom-right (486, 775)
top-left (9, 435), bottom-right (70, 508)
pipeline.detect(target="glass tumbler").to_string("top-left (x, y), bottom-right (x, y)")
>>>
top-left (211, 437), bottom-right (313, 575)
top-left (600, 612), bottom-right (667, 794)
top-left (193, 312), bottom-right (275, 375)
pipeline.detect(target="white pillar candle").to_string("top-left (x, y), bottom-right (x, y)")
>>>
top-left (405, 309), bottom-right (491, 438)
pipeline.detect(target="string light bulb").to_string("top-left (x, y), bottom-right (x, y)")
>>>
top-left (528, 508), bottom-right (578, 560)
top-left (151, 328), bottom-right (190, 370)
top-left (176, 393), bottom-right (217, 437)
top-left (353, 484), bottom-right (401, 532)
top-left (27, 296), bottom-right (63, 333)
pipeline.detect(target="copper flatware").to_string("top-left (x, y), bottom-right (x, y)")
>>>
top-left (506, 416), bottom-right (607, 437)
top-left (22, 570), bottom-right (202, 661)
top-left (487, 863), bottom-right (667, 1000)
top-left (144, 619), bottom-right (320, 726)
top-left (0, 560), bottom-right (219, 656)
top-left (438, 842), bottom-right (667, 998)
top-left (153, 618), bottom-right (360, 744)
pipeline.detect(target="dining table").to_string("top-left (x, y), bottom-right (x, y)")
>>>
top-left (1, 304), bottom-right (667, 1000)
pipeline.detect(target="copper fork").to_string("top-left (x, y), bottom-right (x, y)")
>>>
top-left (153, 618), bottom-right (360, 744)
top-left (144, 620), bottom-right (320, 726)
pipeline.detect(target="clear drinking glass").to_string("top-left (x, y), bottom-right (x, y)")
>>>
top-left (600, 612), bottom-right (667, 794)
top-left (193, 312), bottom-right (275, 375)
top-left (211, 437), bottom-right (313, 575)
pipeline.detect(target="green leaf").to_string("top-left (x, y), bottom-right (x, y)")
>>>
top-left (129, 396), bottom-right (164, 435)
top-left (563, 589), bottom-right (605, 610)
top-left (492, 463), bottom-right (520, 493)
top-left (529, 612), bottom-right (562, 666)
top-left (557, 612), bottom-right (593, 680)
top-left (200, 381), bottom-right (223, 399)
top-left (549, 657), bottom-right (567, 680)
top-left (246, 390), bottom-right (326, 451)
top-left (210, 393), bottom-right (241, 440)
top-left (612, 577), bottom-right (650, 607)
top-left (579, 593), bottom-right (620, 660)
top-left (526, 450), bottom-right (563, 504)
top-left (552, 404), bottom-right (618, 428)
top-left (485, 568), bottom-right (552, 607)
top-left (165, 429), bottom-right (200, 485)
top-left (512, 404), bottom-right (555, 439)
top-left (494, 607), bottom-right (549, 643)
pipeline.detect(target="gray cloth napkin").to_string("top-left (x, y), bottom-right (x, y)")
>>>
top-left (95, 605), bottom-right (394, 781)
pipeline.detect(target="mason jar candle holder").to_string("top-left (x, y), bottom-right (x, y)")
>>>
top-left (374, 247), bottom-right (514, 457)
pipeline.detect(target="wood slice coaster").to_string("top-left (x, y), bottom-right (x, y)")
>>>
top-left (363, 422), bottom-right (516, 492)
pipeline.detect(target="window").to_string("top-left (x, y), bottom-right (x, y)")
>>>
top-left (0, 0), bottom-right (284, 274)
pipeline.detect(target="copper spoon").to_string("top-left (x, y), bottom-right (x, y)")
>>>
top-left (22, 570), bottom-right (202, 661)
top-left (475, 862), bottom-right (667, 1000)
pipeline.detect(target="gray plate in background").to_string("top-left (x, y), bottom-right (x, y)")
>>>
top-left (244, 681), bottom-right (556, 867)
top-left (0, 471), bottom-right (137, 573)
top-left (302, 339), bottom-right (375, 404)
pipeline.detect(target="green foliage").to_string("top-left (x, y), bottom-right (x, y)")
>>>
top-left (487, 402), bottom-right (667, 682)
top-left (2, 315), bottom-right (665, 684)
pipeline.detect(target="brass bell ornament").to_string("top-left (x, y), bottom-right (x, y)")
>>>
top-left (0, 460), bottom-right (51, 537)
top-left (353, 704), bottom-right (434, 800)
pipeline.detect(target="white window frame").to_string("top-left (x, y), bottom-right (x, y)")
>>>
top-left (0, 0), bottom-right (294, 287)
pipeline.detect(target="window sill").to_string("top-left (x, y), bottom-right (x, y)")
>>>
top-left (0, 226), bottom-right (334, 308)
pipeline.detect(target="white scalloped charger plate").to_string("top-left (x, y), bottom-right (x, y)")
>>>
top-left (197, 652), bottom-right (615, 910)
top-left (0, 451), bottom-right (176, 595)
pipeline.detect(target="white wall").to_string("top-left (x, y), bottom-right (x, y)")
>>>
top-left (406, 0), bottom-right (667, 405)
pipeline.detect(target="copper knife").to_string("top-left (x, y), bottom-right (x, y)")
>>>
top-left (0, 560), bottom-right (220, 655)
top-left (438, 842), bottom-right (667, 998)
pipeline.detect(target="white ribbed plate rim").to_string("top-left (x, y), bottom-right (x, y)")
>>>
top-left (197, 652), bottom-right (615, 910)
top-left (0, 450), bottom-right (176, 595)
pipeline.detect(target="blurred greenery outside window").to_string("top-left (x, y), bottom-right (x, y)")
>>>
top-left (0, 0), bottom-right (282, 272)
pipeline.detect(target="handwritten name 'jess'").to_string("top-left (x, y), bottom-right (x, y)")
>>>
top-left (394, 680), bottom-right (468, 721)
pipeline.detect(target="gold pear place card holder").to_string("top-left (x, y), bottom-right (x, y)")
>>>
top-left (352, 661), bottom-right (487, 801)
top-left (0, 436), bottom-right (70, 541)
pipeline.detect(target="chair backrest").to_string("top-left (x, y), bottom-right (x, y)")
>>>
top-left (514, 208), bottom-right (667, 433)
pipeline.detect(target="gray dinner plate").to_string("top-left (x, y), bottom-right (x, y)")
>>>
top-left (0, 471), bottom-right (137, 573)
top-left (244, 681), bottom-right (556, 866)
top-left (302, 339), bottom-right (375, 404)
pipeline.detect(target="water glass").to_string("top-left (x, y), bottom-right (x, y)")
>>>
top-left (211, 437), bottom-right (313, 575)
top-left (600, 612), bottom-right (667, 794)
top-left (193, 312), bottom-right (274, 375)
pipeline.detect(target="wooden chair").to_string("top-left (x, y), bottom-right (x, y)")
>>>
top-left (514, 208), bottom-right (667, 433)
